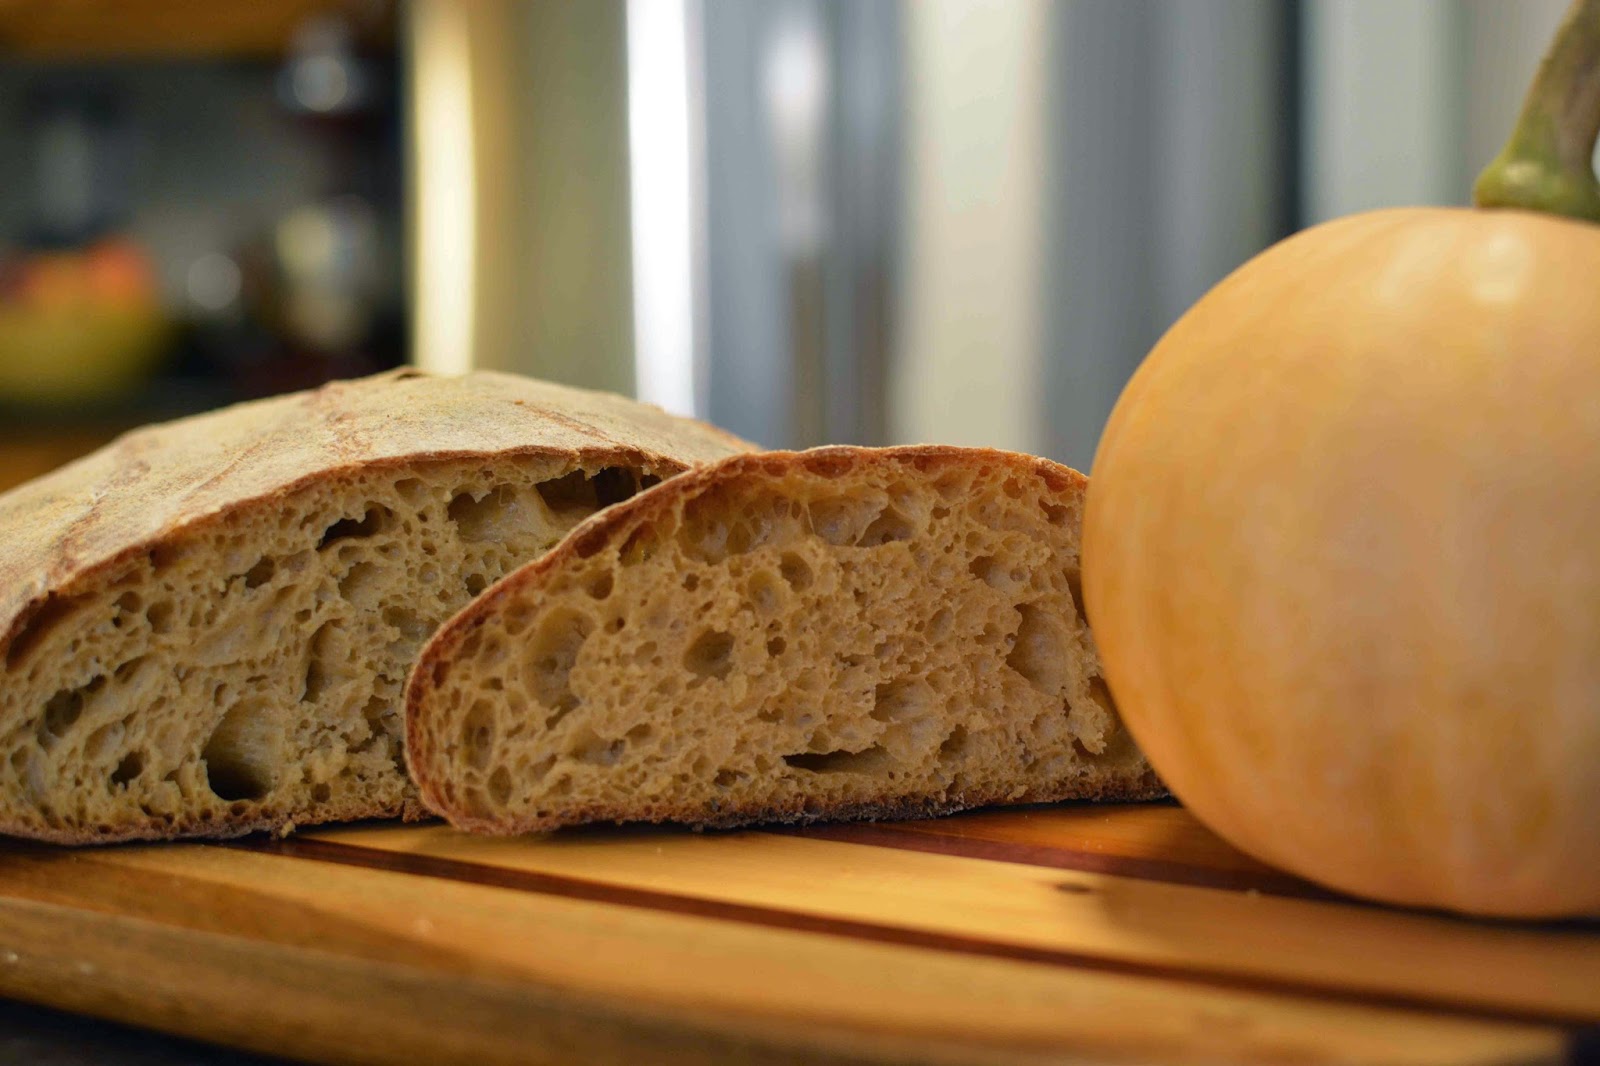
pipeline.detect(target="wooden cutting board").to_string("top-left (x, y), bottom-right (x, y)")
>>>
top-left (0, 802), bottom-right (1593, 1065)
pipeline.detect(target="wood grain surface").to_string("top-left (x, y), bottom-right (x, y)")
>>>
top-left (0, 801), bottom-right (1592, 1065)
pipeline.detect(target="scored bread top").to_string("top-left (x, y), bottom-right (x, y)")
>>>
top-left (0, 369), bottom-right (751, 662)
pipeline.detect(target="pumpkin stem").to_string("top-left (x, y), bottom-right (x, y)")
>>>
top-left (1474, 0), bottom-right (1600, 222)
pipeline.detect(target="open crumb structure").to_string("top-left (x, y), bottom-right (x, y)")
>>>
top-left (409, 446), bottom-right (1164, 833)
top-left (0, 370), bottom-right (748, 843)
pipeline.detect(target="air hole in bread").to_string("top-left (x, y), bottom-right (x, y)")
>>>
top-left (939, 725), bottom-right (969, 761)
top-left (145, 600), bottom-right (175, 634)
top-left (683, 629), bottom-right (734, 680)
top-left (802, 454), bottom-right (853, 479)
top-left (932, 471), bottom-right (969, 500)
top-left (586, 573), bottom-right (613, 600)
top-left (1071, 736), bottom-right (1104, 761)
top-left (1007, 603), bottom-right (1068, 694)
top-left (619, 525), bottom-right (661, 567)
top-left (448, 485), bottom-right (526, 544)
top-left (1065, 569), bottom-right (1084, 616)
top-left (811, 496), bottom-right (878, 546)
top-left (10, 748), bottom-right (34, 787)
top-left (594, 467), bottom-right (640, 508)
top-left (349, 696), bottom-right (390, 754)
top-left (461, 699), bottom-right (496, 770)
top-left (382, 606), bottom-right (432, 645)
top-left (37, 676), bottom-right (103, 749)
top-left (968, 555), bottom-right (999, 586)
top-left (480, 639), bottom-right (506, 671)
top-left (464, 572), bottom-right (489, 597)
top-left (114, 656), bottom-right (147, 684)
top-left (303, 622), bottom-right (342, 703)
top-left (747, 570), bottom-right (781, 615)
top-left (527, 608), bottom-right (592, 713)
top-left (1067, 677), bottom-right (1125, 761)
top-left (392, 477), bottom-right (425, 504)
top-left (242, 558), bottom-right (276, 589)
top-left (5, 593), bottom-right (90, 670)
top-left (147, 540), bottom-right (191, 573)
top-left (678, 490), bottom-right (766, 563)
top-left (783, 745), bottom-right (889, 774)
top-left (111, 751), bottom-right (144, 786)
top-left (725, 520), bottom-right (755, 556)
top-left (1087, 676), bottom-right (1114, 713)
top-left (536, 470), bottom-right (600, 515)
top-left (570, 728), bottom-right (624, 765)
top-left (84, 721), bottom-right (123, 763)
top-left (572, 526), bottom-right (610, 560)
top-left (778, 552), bottom-right (813, 592)
top-left (870, 679), bottom-right (927, 724)
top-left (319, 506), bottom-right (392, 549)
top-left (766, 635), bottom-right (787, 657)
top-left (502, 603), bottom-right (536, 638)
top-left (487, 766), bottom-right (513, 806)
top-left (858, 506), bottom-right (915, 546)
top-left (202, 700), bottom-right (280, 801)
top-left (338, 561), bottom-right (379, 601)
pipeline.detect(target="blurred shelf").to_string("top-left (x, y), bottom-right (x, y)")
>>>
top-left (0, 0), bottom-right (393, 60)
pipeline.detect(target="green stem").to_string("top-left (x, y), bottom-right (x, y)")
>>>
top-left (1474, 0), bottom-right (1600, 222)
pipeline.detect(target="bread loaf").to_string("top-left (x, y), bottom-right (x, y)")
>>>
top-left (0, 369), bottom-right (749, 843)
top-left (407, 446), bottom-right (1163, 833)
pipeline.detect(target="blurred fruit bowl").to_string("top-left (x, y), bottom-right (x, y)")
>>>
top-left (0, 239), bottom-right (171, 407)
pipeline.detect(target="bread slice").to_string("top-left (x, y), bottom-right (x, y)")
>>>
top-left (0, 369), bottom-right (749, 843)
top-left (407, 446), bottom-right (1164, 833)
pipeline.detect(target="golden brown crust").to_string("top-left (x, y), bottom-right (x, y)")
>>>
top-left (0, 369), bottom-right (749, 671)
top-left (0, 369), bottom-right (752, 845)
top-left (407, 445), bottom-right (1164, 833)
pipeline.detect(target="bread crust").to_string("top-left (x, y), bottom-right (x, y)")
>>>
top-left (408, 445), bottom-right (1165, 833)
top-left (0, 369), bottom-right (751, 844)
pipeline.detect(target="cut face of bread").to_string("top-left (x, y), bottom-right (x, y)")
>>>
top-left (0, 370), bottom-right (749, 843)
top-left (408, 446), bottom-right (1163, 833)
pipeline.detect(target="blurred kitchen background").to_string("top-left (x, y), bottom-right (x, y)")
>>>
top-left (0, 0), bottom-right (1571, 492)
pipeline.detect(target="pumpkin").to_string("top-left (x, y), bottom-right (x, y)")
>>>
top-left (1082, 0), bottom-right (1600, 918)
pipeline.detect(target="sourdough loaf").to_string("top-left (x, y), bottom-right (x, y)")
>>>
top-left (407, 446), bottom-right (1163, 833)
top-left (0, 369), bottom-right (749, 843)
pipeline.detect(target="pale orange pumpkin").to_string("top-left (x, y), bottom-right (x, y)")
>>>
top-left (1083, 3), bottom-right (1600, 918)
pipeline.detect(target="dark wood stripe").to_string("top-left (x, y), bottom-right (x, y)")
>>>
top-left (782, 822), bottom-right (1341, 902)
top-left (232, 836), bottom-right (1591, 1030)
top-left (793, 823), bottom-right (1600, 936)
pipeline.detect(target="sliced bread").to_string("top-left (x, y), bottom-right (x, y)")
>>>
top-left (407, 445), bottom-right (1163, 833)
top-left (0, 369), bottom-right (749, 843)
